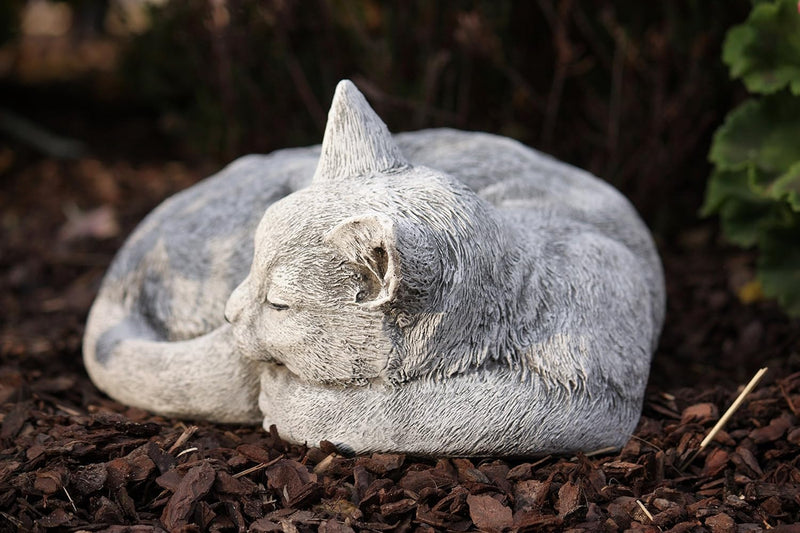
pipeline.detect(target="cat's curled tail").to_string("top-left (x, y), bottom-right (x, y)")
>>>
top-left (83, 290), bottom-right (262, 423)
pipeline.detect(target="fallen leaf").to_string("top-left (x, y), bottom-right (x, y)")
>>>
top-left (160, 462), bottom-right (216, 530)
top-left (556, 481), bottom-right (584, 519)
top-left (34, 467), bottom-right (67, 494)
top-left (380, 498), bottom-right (416, 516)
top-left (398, 467), bottom-right (456, 493)
top-left (731, 447), bottom-right (763, 477)
top-left (467, 493), bottom-right (513, 532)
top-left (478, 462), bottom-right (512, 493)
top-left (705, 512), bottom-right (735, 533)
top-left (602, 460), bottom-right (645, 479)
top-left (266, 459), bottom-right (320, 507)
top-left (356, 453), bottom-right (405, 475)
top-left (681, 403), bottom-right (719, 424)
top-left (703, 449), bottom-right (729, 477)
top-left (749, 413), bottom-right (793, 443)
top-left (453, 458), bottom-right (490, 484)
top-left (237, 443), bottom-right (272, 463)
top-left (514, 479), bottom-right (550, 511)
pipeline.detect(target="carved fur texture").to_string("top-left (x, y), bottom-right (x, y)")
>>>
top-left (83, 80), bottom-right (665, 456)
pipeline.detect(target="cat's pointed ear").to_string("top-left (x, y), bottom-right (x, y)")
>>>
top-left (325, 213), bottom-right (400, 309)
top-left (312, 80), bottom-right (408, 184)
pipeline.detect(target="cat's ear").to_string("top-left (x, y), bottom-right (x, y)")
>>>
top-left (325, 213), bottom-right (400, 309)
top-left (312, 80), bottom-right (408, 184)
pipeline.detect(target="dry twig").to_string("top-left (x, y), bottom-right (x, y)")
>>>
top-left (168, 425), bottom-right (198, 454)
top-left (682, 367), bottom-right (768, 468)
top-left (699, 367), bottom-right (768, 450)
top-left (233, 454), bottom-right (285, 478)
top-left (636, 499), bottom-right (655, 523)
top-left (579, 446), bottom-right (618, 459)
top-left (63, 487), bottom-right (77, 513)
top-left (176, 447), bottom-right (198, 458)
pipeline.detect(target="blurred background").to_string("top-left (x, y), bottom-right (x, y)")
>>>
top-left (5, 0), bottom-right (795, 388)
top-left (0, 0), bottom-right (752, 233)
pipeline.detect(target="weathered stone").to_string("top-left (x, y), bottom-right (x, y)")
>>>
top-left (83, 80), bottom-right (664, 456)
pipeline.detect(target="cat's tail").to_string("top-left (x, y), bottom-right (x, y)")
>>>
top-left (82, 293), bottom-right (263, 424)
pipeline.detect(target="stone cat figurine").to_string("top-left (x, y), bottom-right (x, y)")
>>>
top-left (83, 80), bottom-right (664, 456)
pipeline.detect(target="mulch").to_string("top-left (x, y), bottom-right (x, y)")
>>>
top-left (2, 141), bottom-right (800, 532)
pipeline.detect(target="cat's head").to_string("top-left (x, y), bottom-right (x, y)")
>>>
top-left (225, 81), bottom-right (507, 385)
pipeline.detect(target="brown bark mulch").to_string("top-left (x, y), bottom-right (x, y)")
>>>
top-left (2, 152), bottom-right (800, 533)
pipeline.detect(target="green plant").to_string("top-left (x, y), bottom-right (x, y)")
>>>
top-left (703, 0), bottom-right (800, 315)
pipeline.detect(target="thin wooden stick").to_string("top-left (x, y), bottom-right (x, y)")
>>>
top-left (175, 447), bottom-right (198, 458)
top-left (699, 367), bottom-right (768, 450)
top-left (630, 434), bottom-right (664, 453)
top-left (583, 446), bottom-right (619, 458)
top-left (233, 454), bottom-right (285, 479)
top-left (681, 367), bottom-right (768, 469)
top-left (636, 500), bottom-right (655, 523)
top-left (63, 487), bottom-right (77, 513)
top-left (168, 425), bottom-right (198, 454)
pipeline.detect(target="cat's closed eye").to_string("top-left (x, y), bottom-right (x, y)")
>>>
top-left (267, 298), bottom-right (289, 311)
top-left (266, 288), bottom-right (290, 310)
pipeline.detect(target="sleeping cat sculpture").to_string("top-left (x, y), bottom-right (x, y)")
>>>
top-left (83, 80), bottom-right (665, 456)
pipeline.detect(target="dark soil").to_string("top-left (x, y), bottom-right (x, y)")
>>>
top-left (2, 101), bottom-right (800, 533)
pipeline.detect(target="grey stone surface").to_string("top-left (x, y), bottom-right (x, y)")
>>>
top-left (83, 80), bottom-right (664, 455)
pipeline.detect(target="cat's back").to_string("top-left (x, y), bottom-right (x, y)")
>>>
top-left (105, 150), bottom-right (317, 284)
top-left (97, 149), bottom-right (318, 340)
top-left (396, 128), bottom-right (664, 334)
top-left (102, 128), bottom-right (660, 339)
top-left (113, 128), bottom-right (634, 288)
top-left (396, 129), bottom-right (657, 261)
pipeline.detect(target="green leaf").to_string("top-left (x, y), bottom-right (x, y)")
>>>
top-left (702, 169), bottom-right (762, 216)
top-left (758, 224), bottom-right (800, 316)
top-left (723, 0), bottom-right (800, 95)
top-left (720, 201), bottom-right (779, 247)
top-left (767, 160), bottom-right (800, 210)
top-left (709, 96), bottom-right (800, 177)
top-left (702, 170), bottom-right (784, 248)
top-left (709, 0), bottom-right (800, 318)
top-left (709, 100), bottom-right (762, 171)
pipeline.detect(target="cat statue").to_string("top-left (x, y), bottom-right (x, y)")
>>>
top-left (83, 80), bottom-right (664, 456)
